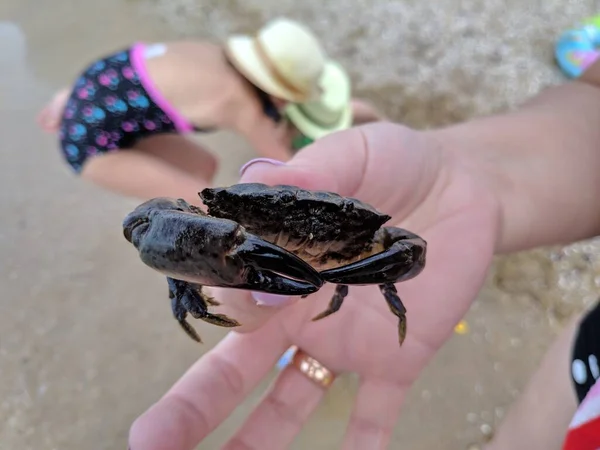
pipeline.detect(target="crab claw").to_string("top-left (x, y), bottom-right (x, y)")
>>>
top-left (123, 197), bottom-right (198, 245)
top-left (233, 235), bottom-right (324, 294)
top-left (319, 228), bottom-right (426, 285)
top-left (123, 200), bottom-right (323, 296)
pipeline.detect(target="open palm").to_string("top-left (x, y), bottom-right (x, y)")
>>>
top-left (129, 123), bottom-right (501, 450)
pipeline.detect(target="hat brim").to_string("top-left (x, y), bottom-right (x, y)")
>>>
top-left (225, 35), bottom-right (313, 103)
top-left (285, 103), bottom-right (353, 139)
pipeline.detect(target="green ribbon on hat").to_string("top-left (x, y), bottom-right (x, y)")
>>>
top-left (291, 133), bottom-right (315, 150)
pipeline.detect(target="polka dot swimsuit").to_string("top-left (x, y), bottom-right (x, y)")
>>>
top-left (58, 43), bottom-right (199, 173)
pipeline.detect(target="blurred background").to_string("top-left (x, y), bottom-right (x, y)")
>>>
top-left (2, 0), bottom-right (600, 448)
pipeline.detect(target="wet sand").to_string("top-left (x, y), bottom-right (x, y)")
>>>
top-left (2, 0), bottom-right (600, 448)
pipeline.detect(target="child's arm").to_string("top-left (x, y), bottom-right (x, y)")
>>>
top-left (350, 98), bottom-right (388, 124)
top-left (239, 113), bottom-right (294, 162)
top-left (433, 60), bottom-right (600, 254)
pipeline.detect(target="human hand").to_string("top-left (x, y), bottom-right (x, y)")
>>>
top-left (37, 88), bottom-right (70, 133)
top-left (128, 122), bottom-right (501, 450)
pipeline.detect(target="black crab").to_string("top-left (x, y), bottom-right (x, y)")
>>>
top-left (122, 183), bottom-right (427, 345)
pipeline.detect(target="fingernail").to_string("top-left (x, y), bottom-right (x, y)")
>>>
top-left (276, 345), bottom-right (298, 370)
top-left (251, 292), bottom-right (292, 306)
top-left (239, 158), bottom-right (286, 176)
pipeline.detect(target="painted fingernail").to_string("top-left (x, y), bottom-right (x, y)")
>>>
top-left (251, 292), bottom-right (292, 306)
top-left (276, 345), bottom-right (298, 370)
top-left (239, 158), bottom-right (286, 176)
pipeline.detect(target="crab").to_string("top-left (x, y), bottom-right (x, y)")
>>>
top-left (122, 183), bottom-right (427, 346)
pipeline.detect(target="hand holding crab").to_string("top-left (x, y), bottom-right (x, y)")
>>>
top-left (127, 123), bottom-right (501, 450)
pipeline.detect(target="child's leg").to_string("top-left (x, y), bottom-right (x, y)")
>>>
top-left (483, 314), bottom-right (582, 450)
top-left (80, 137), bottom-right (216, 206)
top-left (134, 134), bottom-right (218, 184)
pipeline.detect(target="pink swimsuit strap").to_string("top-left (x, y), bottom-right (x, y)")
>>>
top-left (129, 42), bottom-right (195, 134)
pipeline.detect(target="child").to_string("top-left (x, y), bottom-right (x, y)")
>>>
top-left (37, 18), bottom-right (328, 204)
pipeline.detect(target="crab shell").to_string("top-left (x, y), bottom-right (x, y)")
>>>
top-left (199, 183), bottom-right (392, 270)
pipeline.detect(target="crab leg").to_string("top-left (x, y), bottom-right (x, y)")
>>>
top-left (175, 281), bottom-right (220, 306)
top-left (379, 283), bottom-right (408, 346)
top-left (168, 277), bottom-right (240, 343)
top-left (311, 285), bottom-right (349, 322)
top-left (318, 227), bottom-right (426, 285)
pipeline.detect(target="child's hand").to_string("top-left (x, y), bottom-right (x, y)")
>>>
top-left (36, 88), bottom-right (70, 133)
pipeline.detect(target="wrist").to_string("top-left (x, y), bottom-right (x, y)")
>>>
top-left (432, 80), bottom-right (600, 254)
top-left (424, 127), bottom-right (508, 254)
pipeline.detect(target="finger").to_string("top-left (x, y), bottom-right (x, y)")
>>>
top-left (128, 320), bottom-right (291, 450)
top-left (223, 352), bottom-right (331, 450)
top-left (341, 378), bottom-right (407, 450)
top-left (238, 127), bottom-right (368, 195)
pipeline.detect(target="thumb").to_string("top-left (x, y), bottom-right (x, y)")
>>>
top-left (239, 127), bottom-right (369, 195)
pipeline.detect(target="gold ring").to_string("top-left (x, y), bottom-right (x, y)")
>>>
top-left (291, 348), bottom-right (335, 388)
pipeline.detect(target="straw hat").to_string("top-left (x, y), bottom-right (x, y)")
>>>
top-left (225, 18), bottom-right (327, 102)
top-left (285, 60), bottom-right (352, 140)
